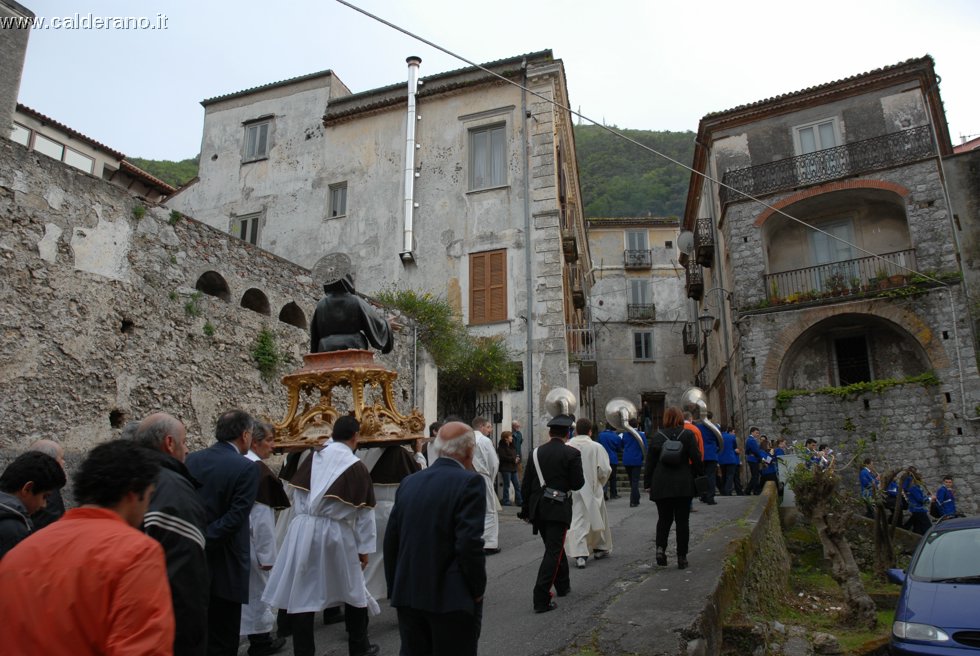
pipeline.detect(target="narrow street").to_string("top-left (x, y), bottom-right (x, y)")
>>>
top-left (274, 494), bottom-right (755, 656)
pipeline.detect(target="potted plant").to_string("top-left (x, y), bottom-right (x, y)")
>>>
top-left (850, 276), bottom-right (862, 295)
top-left (824, 272), bottom-right (847, 297)
top-left (875, 267), bottom-right (891, 290)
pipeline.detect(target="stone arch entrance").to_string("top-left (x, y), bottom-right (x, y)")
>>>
top-left (760, 304), bottom-right (950, 391)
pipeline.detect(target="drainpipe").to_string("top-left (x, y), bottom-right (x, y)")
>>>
top-left (521, 58), bottom-right (535, 450)
top-left (400, 56), bottom-right (421, 265)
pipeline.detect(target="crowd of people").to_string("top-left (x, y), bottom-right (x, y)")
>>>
top-left (0, 406), bottom-right (968, 656)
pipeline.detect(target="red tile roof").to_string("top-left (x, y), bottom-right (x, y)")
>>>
top-left (17, 103), bottom-right (125, 160)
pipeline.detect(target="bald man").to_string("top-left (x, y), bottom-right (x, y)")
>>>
top-left (385, 422), bottom-right (487, 656)
top-left (27, 439), bottom-right (66, 530)
top-left (132, 413), bottom-right (209, 656)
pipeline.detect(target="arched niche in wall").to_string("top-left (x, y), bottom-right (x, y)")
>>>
top-left (195, 271), bottom-right (231, 302)
top-left (279, 301), bottom-right (307, 330)
top-left (776, 312), bottom-right (930, 391)
top-left (241, 288), bottom-right (271, 316)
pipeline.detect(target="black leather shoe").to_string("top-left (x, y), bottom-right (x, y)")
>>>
top-left (556, 587), bottom-right (571, 597)
top-left (655, 547), bottom-right (667, 567)
top-left (534, 601), bottom-right (558, 613)
top-left (352, 645), bottom-right (380, 656)
top-left (484, 547), bottom-right (500, 555)
top-left (678, 557), bottom-right (689, 570)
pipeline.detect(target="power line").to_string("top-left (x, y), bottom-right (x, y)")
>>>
top-left (334, 0), bottom-right (977, 420)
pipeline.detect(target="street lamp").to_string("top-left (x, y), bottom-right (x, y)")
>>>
top-left (698, 311), bottom-right (716, 336)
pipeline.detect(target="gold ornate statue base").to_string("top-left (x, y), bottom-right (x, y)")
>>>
top-left (273, 350), bottom-right (426, 450)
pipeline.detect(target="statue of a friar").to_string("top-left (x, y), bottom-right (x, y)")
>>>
top-left (310, 270), bottom-right (393, 354)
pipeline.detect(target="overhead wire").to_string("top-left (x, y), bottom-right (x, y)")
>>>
top-left (334, 0), bottom-right (978, 421)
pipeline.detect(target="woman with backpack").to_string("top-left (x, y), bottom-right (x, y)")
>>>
top-left (643, 406), bottom-right (704, 570)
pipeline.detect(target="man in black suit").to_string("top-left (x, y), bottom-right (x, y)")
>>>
top-left (186, 409), bottom-right (260, 656)
top-left (384, 421), bottom-right (486, 656)
top-left (519, 414), bottom-right (585, 613)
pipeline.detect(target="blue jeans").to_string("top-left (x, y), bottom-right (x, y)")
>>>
top-left (500, 470), bottom-right (522, 504)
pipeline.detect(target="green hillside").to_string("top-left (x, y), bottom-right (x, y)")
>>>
top-left (574, 125), bottom-right (695, 219)
top-left (128, 156), bottom-right (199, 188)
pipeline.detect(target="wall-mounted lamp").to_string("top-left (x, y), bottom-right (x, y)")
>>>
top-left (698, 311), bottom-right (715, 335)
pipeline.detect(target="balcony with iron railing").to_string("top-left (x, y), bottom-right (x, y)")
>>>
top-left (627, 303), bottom-right (656, 322)
top-left (720, 125), bottom-right (936, 206)
top-left (682, 321), bottom-right (698, 355)
top-left (763, 249), bottom-right (917, 306)
top-left (566, 263), bottom-right (586, 309)
top-left (694, 216), bottom-right (714, 267)
top-left (686, 260), bottom-right (704, 300)
top-left (566, 324), bottom-right (596, 361)
top-left (624, 249), bottom-right (652, 269)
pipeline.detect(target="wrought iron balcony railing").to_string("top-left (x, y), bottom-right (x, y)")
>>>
top-left (686, 260), bottom-right (704, 300)
top-left (627, 303), bottom-right (656, 321)
top-left (763, 249), bottom-right (917, 305)
top-left (720, 125), bottom-right (936, 205)
top-left (624, 249), bottom-right (652, 269)
top-left (566, 324), bottom-right (596, 361)
top-left (682, 322), bottom-right (698, 355)
top-left (694, 216), bottom-right (714, 267)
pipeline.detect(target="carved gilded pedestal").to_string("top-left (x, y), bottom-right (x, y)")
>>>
top-left (273, 350), bottom-right (425, 449)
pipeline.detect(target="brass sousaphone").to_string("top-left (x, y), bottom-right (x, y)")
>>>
top-left (680, 386), bottom-right (723, 444)
top-left (604, 397), bottom-right (645, 446)
top-left (544, 387), bottom-right (578, 420)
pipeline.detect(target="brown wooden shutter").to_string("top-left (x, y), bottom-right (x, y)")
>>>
top-left (470, 252), bottom-right (487, 324)
top-left (488, 250), bottom-right (507, 322)
top-left (469, 249), bottom-right (507, 324)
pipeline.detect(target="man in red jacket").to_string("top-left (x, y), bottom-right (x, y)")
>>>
top-left (0, 439), bottom-right (174, 655)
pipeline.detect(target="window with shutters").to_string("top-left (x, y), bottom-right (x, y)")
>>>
top-left (243, 117), bottom-right (272, 162)
top-left (468, 123), bottom-right (507, 190)
top-left (232, 213), bottom-right (261, 245)
top-left (469, 249), bottom-right (507, 325)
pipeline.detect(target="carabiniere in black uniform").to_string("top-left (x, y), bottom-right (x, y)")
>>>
top-left (518, 414), bottom-right (585, 613)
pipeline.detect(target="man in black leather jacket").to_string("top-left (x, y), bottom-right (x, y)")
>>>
top-left (519, 415), bottom-right (584, 613)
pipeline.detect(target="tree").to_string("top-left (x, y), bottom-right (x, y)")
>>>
top-left (789, 464), bottom-right (877, 628)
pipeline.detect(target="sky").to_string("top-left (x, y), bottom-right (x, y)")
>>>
top-left (15, 0), bottom-right (980, 161)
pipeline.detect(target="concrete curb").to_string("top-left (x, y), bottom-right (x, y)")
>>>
top-left (597, 485), bottom-right (779, 656)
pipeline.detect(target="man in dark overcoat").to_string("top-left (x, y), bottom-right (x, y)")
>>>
top-left (519, 414), bottom-right (584, 613)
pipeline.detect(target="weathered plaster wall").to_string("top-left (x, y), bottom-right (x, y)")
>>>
top-left (946, 150), bottom-right (980, 307)
top-left (0, 140), bottom-right (424, 466)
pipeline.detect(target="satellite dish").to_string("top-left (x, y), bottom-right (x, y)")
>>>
top-left (312, 253), bottom-right (353, 286)
top-left (544, 387), bottom-right (577, 418)
top-left (677, 231), bottom-right (695, 255)
top-left (604, 397), bottom-right (637, 431)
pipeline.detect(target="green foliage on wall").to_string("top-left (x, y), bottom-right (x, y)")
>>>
top-left (251, 328), bottom-right (284, 382)
top-left (184, 291), bottom-right (203, 318)
top-left (375, 287), bottom-right (518, 392)
top-left (775, 372), bottom-right (940, 410)
top-left (574, 125), bottom-right (695, 218)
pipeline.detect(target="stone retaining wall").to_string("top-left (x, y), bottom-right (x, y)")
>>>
top-left (0, 139), bottom-right (422, 474)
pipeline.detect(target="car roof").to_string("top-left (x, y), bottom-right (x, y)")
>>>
top-left (931, 516), bottom-right (980, 532)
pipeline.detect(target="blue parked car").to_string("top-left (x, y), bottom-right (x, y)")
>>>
top-left (888, 516), bottom-right (980, 654)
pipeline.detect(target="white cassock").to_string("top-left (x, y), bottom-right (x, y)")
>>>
top-left (241, 451), bottom-right (278, 635)
top-left (356, 448), bottom-right (394, 600)
top-left (564, 434), bottom-right (613, 558)
top-left (263, 442), bottom-right (379, 615)
top-left (472, 433), bottom-right (501, 549)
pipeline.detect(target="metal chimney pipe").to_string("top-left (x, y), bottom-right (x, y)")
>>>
top-left (400, 56), bottom-right (421, 264)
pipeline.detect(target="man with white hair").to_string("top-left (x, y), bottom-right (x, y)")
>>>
top-left (385, 422), bottom-right (486, 656)
top-left (471, 416), bottom-right (500, 554)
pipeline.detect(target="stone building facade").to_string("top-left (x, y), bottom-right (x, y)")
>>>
top-left (681, 56), bottom-right (980, 509)
top-left (0, 139), bottom-right (423, 469)
top-left (169, 50), bottom-right (592, 449)
top-left (586, 217), bottom-right (692, 427)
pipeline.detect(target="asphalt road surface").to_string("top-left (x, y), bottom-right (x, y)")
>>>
top-left (251, 492), bottom-right (753, 656)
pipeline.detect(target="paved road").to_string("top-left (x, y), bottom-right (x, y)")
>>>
top-left (256, 493), bottom-right (755, 656)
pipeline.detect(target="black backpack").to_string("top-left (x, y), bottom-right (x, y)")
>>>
top-left (929, 498), bottom-right (942, 519)
top-left (657, 430), bottom-right (684, 466)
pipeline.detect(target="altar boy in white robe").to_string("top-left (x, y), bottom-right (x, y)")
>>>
top-left (564, 417), bottom-right (613, 569)
top-left (241, 421), bottom-right (290, 655)
top-left (263, 416), bottom-right (380, 656)
top-left (472, 417), bottom-right (501, 553)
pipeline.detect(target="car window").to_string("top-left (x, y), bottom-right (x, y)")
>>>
top-left (910, 527), bottom-right (980, 581)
